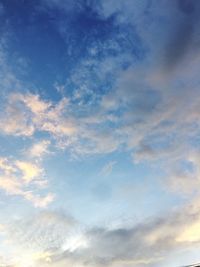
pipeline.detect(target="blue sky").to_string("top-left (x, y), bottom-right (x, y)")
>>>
top-left (0, 0), bottom-right (200, 266)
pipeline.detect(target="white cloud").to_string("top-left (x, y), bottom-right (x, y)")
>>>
top-left (0, 157), bottom-right (54, 207)
top-left (62, 232), bottom-right (89, 252)
top-left (0, 102), bottom-right (35, 136)
top-left (0, 157), bottom-right (16, 175)
top-left (0, 93), bottom-right (77, 140)
top-left (15, 161), bottom-right (43, 184)
top-left (0, 92), bottom-right (121, 156)
top-left (24, 192), bottom-right (55, 208)
top-left (164, 151), bottom-right (200, 196)
top-left (0, 176), bottom-right (22, 195)
top-left (28, 140), bottom-right (51, 159)
top-left (0, 211), bottom-right (76, 266)
top-left (21, 93), bottom-right (51, 114)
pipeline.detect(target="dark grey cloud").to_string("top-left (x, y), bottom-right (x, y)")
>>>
top-left (164, 0), bottom-right (200, 70)
top-left (178, 0), bottom-right (196, 15)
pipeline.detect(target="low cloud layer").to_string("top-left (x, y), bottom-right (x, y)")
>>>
top-left (2, 200), bottom-right (200, 267)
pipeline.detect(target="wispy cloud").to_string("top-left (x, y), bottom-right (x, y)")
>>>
top-left (0, 92), bottom-right (120, 155)
top-left (100, 161), bottom-right (116, 176)
top-left (27, 140), bottom-right (51, 159)
top-left (0, 157), bottom-right (54, 207)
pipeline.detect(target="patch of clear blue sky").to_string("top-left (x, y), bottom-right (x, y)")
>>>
top-left (44, 150), bottom-right (183, 225)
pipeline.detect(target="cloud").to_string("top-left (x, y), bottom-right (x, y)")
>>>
top-left (100, 161), bottom-right (116, 176)
top-left (15, 161), bottom-right (43, 184)
top-left (98, 0), bottom-right (200, 74)
top-left (20, 93), bottom-right (51, 115)
top-left (0, 157), bottom-right (54, 207)
top-left (2, 199), bottom-right (200, 267)
top-left (39, 200), bottom-right (200, 266)
top-left (163, 0), bottom-right (200, 71)
top-left (0, 93), bottom-right (76, 139)
top-left (0, 101), bottom-right (35, 136)
top-left (0, 211), bottom-right (76, 266)
top-left (23, 192), bottom-right (55, 208)
top-left (0, 92), bottom-right (121, 156)
top-left (28, 140), bottom-right (51, 159)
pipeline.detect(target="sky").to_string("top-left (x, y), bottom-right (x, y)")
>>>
top-left (0, 0), bottom-right (200, 266)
